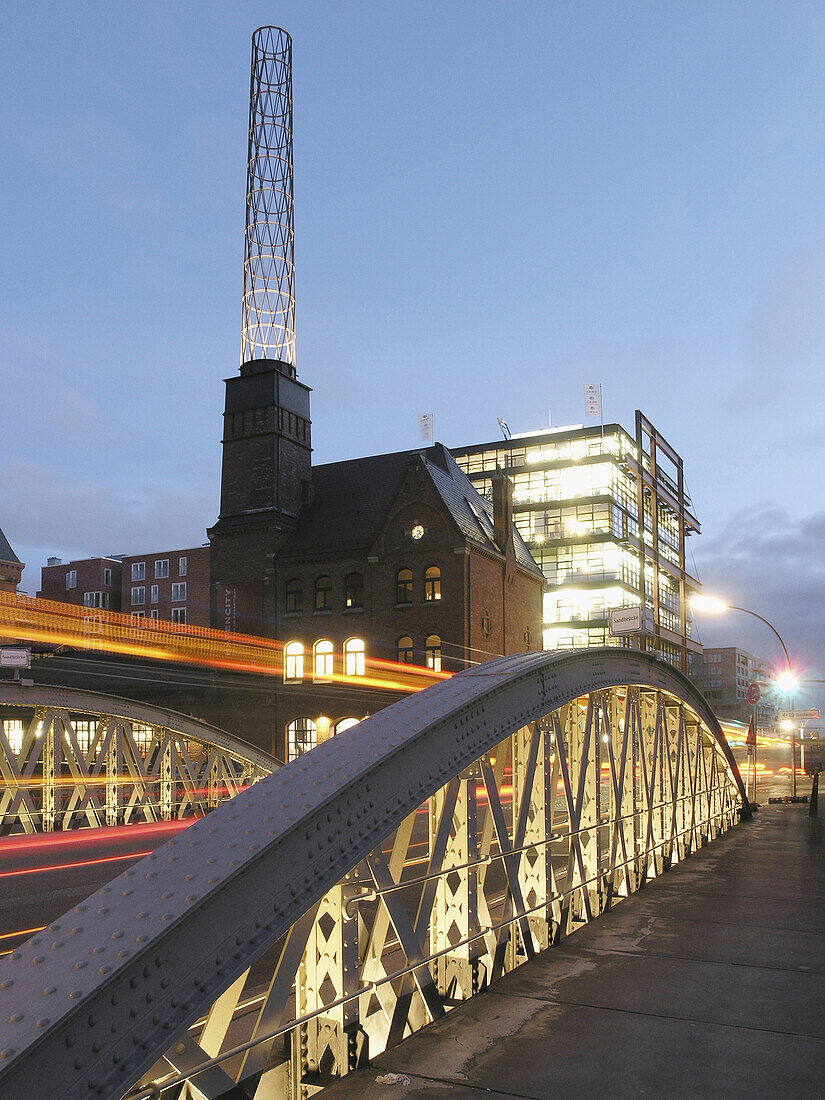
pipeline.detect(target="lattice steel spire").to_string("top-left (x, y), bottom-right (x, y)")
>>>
top-left (241, 26), bottom-right (295, 366)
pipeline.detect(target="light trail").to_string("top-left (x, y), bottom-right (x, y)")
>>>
top-left (0, 591), bottom-right (448, 694)
top-left (0, 849), bottom-right (156, 880)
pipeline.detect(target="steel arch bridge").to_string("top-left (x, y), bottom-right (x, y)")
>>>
top-left (0, 650), bottom-right (746, 1100)
top-left (0, 683), bottom-right (276, 834)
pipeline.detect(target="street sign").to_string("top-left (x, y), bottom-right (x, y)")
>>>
top-left (0, 647), bottom-right (31, 669)
top-left (609, 606), bottom-right (655, 636)
top-left (746, 683), bottom-right (761, 705)
top-left (779, 708), bottom-right (821, 721)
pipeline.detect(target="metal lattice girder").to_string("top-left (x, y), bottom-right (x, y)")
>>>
top-left (0, 650), bottom-right (745, 1100)
top-left (0, 683), bottom-right (276, 834)
top-left (241, 26), bottom-right (296, 365)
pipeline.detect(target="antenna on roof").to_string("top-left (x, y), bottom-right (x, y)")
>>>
top-left (497, 417), bottom-right (511, 440)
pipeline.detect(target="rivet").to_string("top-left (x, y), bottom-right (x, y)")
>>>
top-left (0, 1049), bottom-right (17, 1059)
top-left (8, 1013), bottom-right (24, 1023)
top-left (35, 1018), bottom-right (50, 1028)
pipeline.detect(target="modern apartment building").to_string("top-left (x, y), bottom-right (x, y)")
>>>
top-left (697, 646), bottom-right (779, 726)
top-left (452, 411), bottom-right (702, 673)
top-left (38, 546), bottom-right (210, 627)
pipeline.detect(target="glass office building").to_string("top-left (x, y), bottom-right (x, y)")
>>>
top-left (452, 411), bottom-right (701, 673)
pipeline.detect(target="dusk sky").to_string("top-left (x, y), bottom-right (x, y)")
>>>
top-left (2, 2), bottom-right (824, 702)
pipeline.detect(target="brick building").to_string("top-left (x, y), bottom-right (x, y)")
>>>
top-left (209, 358), bottom-right (544, 761)
top-left (38, 546), bottom-right (210, 626)
top-left (119, 546), bottom-right (210, 627)
top-left (38, 556), bottom-right (122, 610)
top-left (266, 445), bottom-right (544, 760)
top-left (0, 527), bottom-right (23, 593)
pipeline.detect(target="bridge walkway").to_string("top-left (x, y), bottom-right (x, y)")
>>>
top-left (326, 804), bottom-right (825, 1099)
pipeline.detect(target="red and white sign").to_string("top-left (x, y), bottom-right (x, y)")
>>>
top-left (746, 683), bottom-right (761, 705)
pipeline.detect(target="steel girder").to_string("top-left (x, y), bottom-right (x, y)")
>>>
top-left (0, 650), bottom-right (746, 1099)
top-left (0, 683), bottom-right (276, 833)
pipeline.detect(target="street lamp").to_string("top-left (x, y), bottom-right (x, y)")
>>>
top-left (689, 595), bottom-right (792, 672)
top-left (690, 594), bottom-right (797, 796)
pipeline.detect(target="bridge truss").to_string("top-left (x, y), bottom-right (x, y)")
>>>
top-left (0, 651), bottom-right (746, 1099)
top-left (0, 684), bottom-right (275, 834)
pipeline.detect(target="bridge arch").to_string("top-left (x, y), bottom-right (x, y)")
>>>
top-left (0, 650), bottom-right (745, 1098)
top-left (0, 682), bottom-right (276, 834)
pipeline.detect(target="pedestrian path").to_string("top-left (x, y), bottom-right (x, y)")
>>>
top-left (325, 804), bottom-right (825, 1099)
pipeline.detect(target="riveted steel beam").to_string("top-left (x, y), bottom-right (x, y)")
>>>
top-left (0, 650), bottom-right (745, 1100)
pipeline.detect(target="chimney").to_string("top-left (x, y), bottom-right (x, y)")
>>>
top-left (492, 467), bottom-right (514, 553)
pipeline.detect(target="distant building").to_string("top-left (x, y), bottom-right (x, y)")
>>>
top-left (38, 546), bottom-right (210, 627)
top-left (39, 556), bottom-right (122, 610)
top-left (697, 646), bottom-right (779, 726)
top-left (451, 412), bottom-right (701, 673)
top-left (119, 547), bottom-right (210, 627)
top-left (0, 527), bottom-right (23, 593)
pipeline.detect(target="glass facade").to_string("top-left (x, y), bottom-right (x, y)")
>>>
top-left (453, 417), bottom-right (700, 671)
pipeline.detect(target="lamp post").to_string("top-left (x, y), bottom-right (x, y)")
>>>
top-left (690, 595), bottom-right (796, 797)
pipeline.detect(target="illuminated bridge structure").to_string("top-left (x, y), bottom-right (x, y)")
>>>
top-left (0, 683), bottom-right (276, 835)
top-left (0, 650), bottom-right (747, 1099)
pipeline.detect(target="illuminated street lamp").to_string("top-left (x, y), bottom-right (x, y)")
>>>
top-left (689, 595), bottom-right (792, 672)
top-left (690, 594), bottom-right (797, 796)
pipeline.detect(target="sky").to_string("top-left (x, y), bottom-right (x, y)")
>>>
top-left (2, 1), bottom-right (824, 704)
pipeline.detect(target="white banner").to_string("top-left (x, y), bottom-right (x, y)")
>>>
top-left (418, 412), bottom-right (433, 442)
top-left (584, 383), bottom-right (602, 418)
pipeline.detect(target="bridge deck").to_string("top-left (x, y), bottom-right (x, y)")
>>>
top-left (326, 803), bottom-right (825, 1099)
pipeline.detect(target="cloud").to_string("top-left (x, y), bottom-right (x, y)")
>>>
top-left (1, 458), bottom-right (214, 593)
top-left (694, 504), bottom-right (825, 696)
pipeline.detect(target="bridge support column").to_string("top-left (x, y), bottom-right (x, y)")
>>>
top-left (512, 721), bottom-right (553, 952)
top-left (160, 732), bottom-right (174, 820)
top-left (40, 709), bottom-right (55, 833)
top-left (294, 876), bottom-right (364, 1096)
top-left (431, 768), bottom-right (480, 1001)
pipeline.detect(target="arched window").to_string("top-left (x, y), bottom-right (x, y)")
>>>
top-left (396, 568), bottom-right (413, 605)
top-left (287, 718), bottom-right (317, 761)
top-left (284, 640), bottom-right (304, 681)
top-left (315, 575), bottom-right (332, 612)
top-left (425, 634), bottom-right (442, 672)
top-left (335, 717), bottom-right (361, 734)
top-left (425, 566), bottom-right (441, 601)
top-left (285, 578), bottom-right (303, 614)
top-left (344, 637), bottom-right (366, 677)
top-left (397, 635), bottom-right (414, 664)
top-left (344, 572), bottom-right (364, 609)
top-left (313, 639), bottom-right (334, 680)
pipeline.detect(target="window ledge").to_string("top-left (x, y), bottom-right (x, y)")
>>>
top-left (344, 606), bottom-right (364, 614)
top-left (284, 610), bottom-right (303, 618)
top-left (314, 609), bottom-right (333, 616)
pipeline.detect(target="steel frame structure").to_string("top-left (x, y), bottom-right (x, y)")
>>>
top-left (0, 684), bottom-right (275, 834)
top-left (241, 26), bottom-right (296, 366)
top-left (0, 651), bottom-right (746, 1099)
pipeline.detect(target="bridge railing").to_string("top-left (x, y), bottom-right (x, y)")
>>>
top-left (0, 683), bottom-right (276, 834)
top-left (0, 651), bottom-right (746, 1100)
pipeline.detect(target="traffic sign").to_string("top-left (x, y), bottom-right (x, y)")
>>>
top-left (746, 683), bottom-right (760, 705)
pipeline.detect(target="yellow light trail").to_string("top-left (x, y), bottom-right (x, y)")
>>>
top-left (0, 592), bottom-right (448, 694)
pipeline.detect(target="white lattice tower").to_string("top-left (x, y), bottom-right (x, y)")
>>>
top-left (241, 26), bottom-right (296, 366)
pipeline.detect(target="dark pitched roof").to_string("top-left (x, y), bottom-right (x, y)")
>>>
top-left (276, 443), bottom-right (543, 578)
top-left (0, 525), bottom-right (20, 564)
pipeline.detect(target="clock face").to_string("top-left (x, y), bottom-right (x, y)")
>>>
top-left (410, 524), bottom-right (425, 540)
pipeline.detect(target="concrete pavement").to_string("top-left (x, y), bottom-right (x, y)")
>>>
top-left (325, 803), bottom-right (825, 1099)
